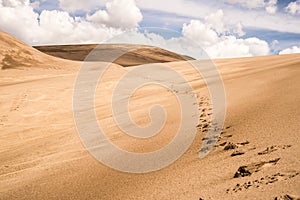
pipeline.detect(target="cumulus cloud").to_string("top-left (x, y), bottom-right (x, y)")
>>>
top-left (285, 0), bottom-right (300, 15)
top-left (0, 2), bottom-right (41, 43)
top-left (86, 0), bottom-right (143, 29)
top-left (37, 10), bottom-right (123, 44)
top-left (181, 10), bottom-right (269, 58)
top-left (279, 46), bottom-right (300, 54)
top-left (183, 24), bottom-right (269, 58)
top-left (204, 9), bottom-right (226, 34)
top-left (182, 20), bottom-right (219, 47)
top-left (0, 0), bottom-right (140, 45)
top-left (0, 2), bottom-right (270, 59)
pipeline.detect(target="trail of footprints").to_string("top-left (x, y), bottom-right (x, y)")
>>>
top-left (197, 96), bottom-right (213, 133)
top-left (228, 171), bottom-right (299, 193)
top-left (196, 102), bottom-right (298, 196)
top-left (233, 158), bottom-right (281, 178)
top-left (258, 145), bottom-right (292, 155)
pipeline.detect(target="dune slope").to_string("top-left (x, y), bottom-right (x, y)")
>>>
top-left (0, 30), bottom-right (79, 70)
top-left (34, 44), bottom-right (194, 67)
top-left (0, 30), bottom-right (300, 200)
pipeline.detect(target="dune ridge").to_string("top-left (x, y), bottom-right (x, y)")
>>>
top-left (0, 30), bottom-right (80, 70)
top-left (34, 44), bottom-right (194, 67)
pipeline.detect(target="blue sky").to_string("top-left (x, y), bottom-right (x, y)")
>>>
top-left (1, 0), bottom-right (300, 58)
top-left (138, 1), bottom-right (300, 55)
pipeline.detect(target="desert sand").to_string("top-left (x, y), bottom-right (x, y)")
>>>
top-left (34, 44), bottom-right (194, 67)
top-left (0, 30), bottom-right (300, 200)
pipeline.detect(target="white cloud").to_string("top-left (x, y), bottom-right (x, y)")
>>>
top-left (182, 20), bottom-right (269, 58)
top-left (1, 0), bottom-right (29, 7)
top-left (0, 0), bottom-right (141, 45)
top-left (59, 0), bottom-right (104, 12)
top-left (182, 20), bottom-right (219, 47)
top-left (279, 46), bottom-right (300, 54)
top-left (37, 10), bottom-right (123, 44)
top-left (233, 22), bottom-right (245, 37)
top-left (0, 3), bottom-right (40, 43)
top-left (243, 37), bottom-right (270, 55)
top-left (0, 0), bottom-right (139, 45)
top-left (204, 9), bottom-right (226, 34)
top-left (265, 0), bottom-right (277, 14)
top-left (285, 0), bottom-right (300, 15)
top-left (180, 10), bottom-right (269, 58)
top-left (225, 0), bottom-right (265, 9)
top-left (225, 0), bottom-right (277, 13)
top-left (86, 0), bottom-right (143, 29)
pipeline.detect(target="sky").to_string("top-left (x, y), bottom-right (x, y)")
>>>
top-left (0, 0), bottom-right (300, 58)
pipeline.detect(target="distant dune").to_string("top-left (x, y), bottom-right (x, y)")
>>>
top-left (1, 29), bottom-right (300, 200)
top-left (34, 44), bottom-right (194, 67)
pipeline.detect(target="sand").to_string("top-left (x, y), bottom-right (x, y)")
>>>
top-left (34, 44), bottom-right (194, 67)
top-left (0, 30), bottom-right (300, 200)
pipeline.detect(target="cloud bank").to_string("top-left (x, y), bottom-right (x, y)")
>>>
top-left (279, 46), bottom-right (300, 55)
top-left (225, 0), bottom-right (277, 14)
top-left (0, 0), bottom-right (298, 59)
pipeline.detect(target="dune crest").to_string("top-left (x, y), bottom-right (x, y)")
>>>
top-left (0, 30), bottom-right (79, 70)
top-left (34, 44), bottom-right (194, 67)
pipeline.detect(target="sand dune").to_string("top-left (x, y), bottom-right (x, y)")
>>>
top-left (0, 30), bottom-right (300, 200)
top-left (34, 44), bottom-right (194, 67)
top-left (0, 30), bottom-right (80, 70)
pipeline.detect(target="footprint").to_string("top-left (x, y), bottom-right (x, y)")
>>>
top-left (237, 141), bottom-right (250, 146)
top-left (231, 150), bottom-right (245, 157)
top-left (274, 194), bottom-right (300, 200)
top-left (234, 158), bottom-right (280, 178)
top-left (227, 171), bottom-right (299, 193)
top-left (258, 145), bottom-right (292, 155)
top-left (0, 115), bottom-right (8, 125)
top-left (223, 134), bottom-right (233, 138)
top-left (224, 142), bottom-right (238, 150)
top-left (222, 141), bottom-right (249, 150)
top-left (217, 141), bottom-right (227, 147)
